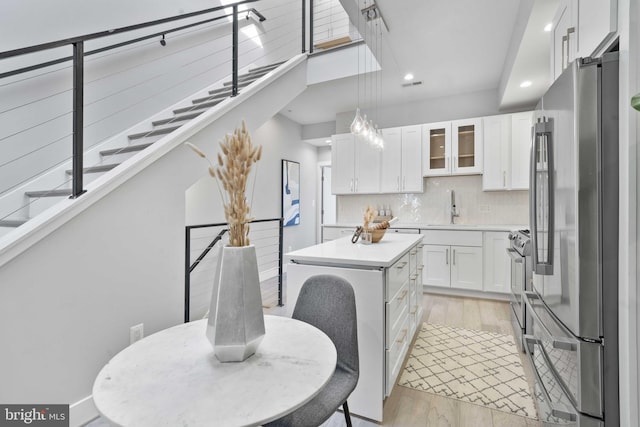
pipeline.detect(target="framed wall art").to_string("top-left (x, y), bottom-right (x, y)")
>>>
top-left (281, 159), bottom-right (300, 227)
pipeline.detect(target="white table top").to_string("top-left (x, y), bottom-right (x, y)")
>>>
top-left (286, 233), bottom-right (423, 268)
top-left (93, 315), bottom-right (337, 427)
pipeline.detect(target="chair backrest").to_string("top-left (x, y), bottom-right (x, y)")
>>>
top-left (292, 275), bottom-right (359, 376)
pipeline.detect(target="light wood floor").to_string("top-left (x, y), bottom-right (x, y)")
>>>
top-left (266, 292), bottom-right (542, 427)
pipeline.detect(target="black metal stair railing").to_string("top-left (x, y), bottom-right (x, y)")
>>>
top-left (185, 218), bottom-right (284, 323)
top-left (1, 0), bottom-right (259, 199)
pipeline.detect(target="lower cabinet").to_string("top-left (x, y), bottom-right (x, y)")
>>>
top-left (421, 230), bottom-right (483, 291)
top-left (482, 232), bottom-right (511, 294)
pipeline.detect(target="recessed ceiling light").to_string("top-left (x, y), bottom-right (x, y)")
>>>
top-left (404, 73), bottom-right (414, 81)
top-left (544, 23), bottom-right (552, 32)
top-left (325, 139), bottom-right (332, 144)
top-left (520, 80), bottom-right (532, 88)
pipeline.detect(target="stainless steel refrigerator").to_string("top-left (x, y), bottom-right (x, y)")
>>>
top-left (523, 52), bottom-right (619, 426)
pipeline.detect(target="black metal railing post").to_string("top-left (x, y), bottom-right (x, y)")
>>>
top-left (301, 0), bottom-right (306, 53)
top-left (70, 41), bottom-right (86, 199)
top-left (278, 217), bottom-right (284, 306)
top-left (185, 227), bottom-right (191, 323)
top-left (309, 0), bottom-right (314, 54)
top-left (231, 4), bottom-right (239, 97)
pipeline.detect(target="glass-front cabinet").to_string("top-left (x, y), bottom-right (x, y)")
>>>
top-left (422, 118), bottom-right (483, 176)
top-left (422, 121), bottom-right (451, 176)
top-left (451, 118), bottom-right (482, 175)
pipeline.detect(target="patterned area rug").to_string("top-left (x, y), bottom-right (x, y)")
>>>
top-left (398, 323), bottom-right (538, 419)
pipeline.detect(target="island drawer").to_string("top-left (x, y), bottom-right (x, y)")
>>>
top-left (386, 253), bottom-right (410, 300)
top-left (386, 281), bottom-right (409, 344)
top-left (386, 314), bottom-right (410, 396)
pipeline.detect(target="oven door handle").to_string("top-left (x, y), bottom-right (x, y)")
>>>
top-left (523, 292), bottom-right (578, 351)
top-left (506, 247), bottom-right (524, 262)
top-left (524, 335), bottom-right (578, 422)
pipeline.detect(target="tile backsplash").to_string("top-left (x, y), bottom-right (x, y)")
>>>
top-left (337, 175), bottom-right (529, 225)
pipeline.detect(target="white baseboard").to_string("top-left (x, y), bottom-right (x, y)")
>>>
top-left (70, 396), bottom-right (98, 427)
top-left (259, 266), bottom-right (278, 282)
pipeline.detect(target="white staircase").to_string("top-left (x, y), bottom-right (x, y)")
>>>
top-left (0, 60), bottom-right (288, 238)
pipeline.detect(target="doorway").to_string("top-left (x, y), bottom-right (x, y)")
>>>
top-left (320, 164), bottom-right (336, 242)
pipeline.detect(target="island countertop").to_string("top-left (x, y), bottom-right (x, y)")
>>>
top-left (285, 233), bottom-right (423, 268)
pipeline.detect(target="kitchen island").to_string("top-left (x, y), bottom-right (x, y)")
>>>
top-left (285, 233), bottom-right (424, 422)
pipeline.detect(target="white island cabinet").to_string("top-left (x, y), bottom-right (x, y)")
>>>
top-left (285, 233), bottom-right (424, 422)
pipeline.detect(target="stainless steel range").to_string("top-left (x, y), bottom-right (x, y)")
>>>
top-left (506, 229), bottom-right (531, 353)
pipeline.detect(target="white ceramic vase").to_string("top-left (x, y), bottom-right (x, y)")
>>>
top-left (206, 245), bottom-right (265, 362)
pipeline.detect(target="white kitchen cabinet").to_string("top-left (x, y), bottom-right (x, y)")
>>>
top-left (423, 119), bottom-right (482, 177)
top-left (483, 232), bottom-right (511, 294)
top-left (380, 126), bottom-right (423, 193)
top-left (482, 112), bottom-right (532, 191)
top-left (452, 118), bottom-right (483, 175)
top-left (322, 226), bottom-right (355, 242)
top-left (449, 246), bottom-right (483, 290)
top-left (331, 133), bottom-right (380, 194)
top-left (422, 121), bottom-right (451, 176)
top-left (422, 230), bottom-right (483, 291)
top-left (551, 0), bottom-right (617, 81)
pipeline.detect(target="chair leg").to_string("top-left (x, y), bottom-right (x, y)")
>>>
top-left (342, 401), bottom-right (352, 427)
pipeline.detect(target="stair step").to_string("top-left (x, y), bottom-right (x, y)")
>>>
top-left (0, 218), bottom-right (29, 227)
top-left (173, 98), bottom-right (225, 115)
top-left (192, 92), bottom-right (232, 104)
top-left (100, 143), bottom-right (153, 157)
top-left (25, 189), bottom-right (73, 198)
top-left (223, 69), bottom-right (271, 87)
top-left (65, 163), bottom-right (119, 175)
top-left (248, 61), bottom-right (285, 73)
top-left (128, 124), bottom-right (182, 141)
top-left (152, 111), bottom-right (204, 126)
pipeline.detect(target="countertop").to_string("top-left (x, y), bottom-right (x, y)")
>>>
top-left (286, 233), bottom-right (423, 268)
top-left (323, 223), bottom-right (528, 232)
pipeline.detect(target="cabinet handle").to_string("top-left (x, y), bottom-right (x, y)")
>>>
top-left (453, 249), bottom-right (456, 265)
top-left (350, 179), bottom-right (354, 192)
top-left (403, 176), bottom-right (406, 190)
top-left (397, 290), bottom-right (408, 301)
top-left (446, 248), bottom-right (449, 265)
top-left (562, 34), bottom-right (568, 70)
top-left (397, 176), bottom-right (400, 191)
top-left (503, 171), bottom-right (506, 188)
top-left (396, 328), bottom-right (408, 344)
top-left (566, 27), bottom-right (575, 67)
top-left (396, 261), bottom-right (408, 269)
top-left (355, 178), bottom-right (358, 192)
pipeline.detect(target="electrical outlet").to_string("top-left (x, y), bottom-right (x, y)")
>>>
top-left (130, 323), bottom-right (144, 345)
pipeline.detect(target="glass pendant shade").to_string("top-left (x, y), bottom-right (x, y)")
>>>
top-left (350, 108), bottom-right (365, 135)
top-left (362, 115), bottom-right (371, 139)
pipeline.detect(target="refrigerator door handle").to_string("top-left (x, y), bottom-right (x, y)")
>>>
top-left (524, 335), bottom-right (578, 422)
top-left (530, 118), bottom-right (555, 275)
top-left (524, 292), bottom-right (578, 351)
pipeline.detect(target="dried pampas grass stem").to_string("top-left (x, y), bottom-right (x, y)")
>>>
top-left (185, 121), bottom-right (261, 247)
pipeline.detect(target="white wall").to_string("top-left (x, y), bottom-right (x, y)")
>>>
top-left (186, 114), bottom-right (319, 252)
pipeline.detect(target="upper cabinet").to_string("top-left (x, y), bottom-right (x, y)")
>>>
top-left (452, 118), bottom-right (483, 175)
top-left (331, 133), bottom-right (381, 194)
top-left (423, 119), bottom-right (483, 176)
top-left (482, 112), bottom-right (533, 191)
top-left (422, 121), bottom-right (452, 176)
top-left (380, 126), bottom-right (423, 193)
top-left (551, 0), bottom-right (617, 81)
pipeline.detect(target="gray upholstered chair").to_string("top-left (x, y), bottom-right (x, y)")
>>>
top-left (265, 274), bottom-right (359, 427)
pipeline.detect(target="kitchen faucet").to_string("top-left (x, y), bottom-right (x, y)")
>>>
top-left (450, 190), bottom-right (459, 224)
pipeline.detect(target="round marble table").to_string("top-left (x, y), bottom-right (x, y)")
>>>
top-left (92, 315), bottom-right (337, 427)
